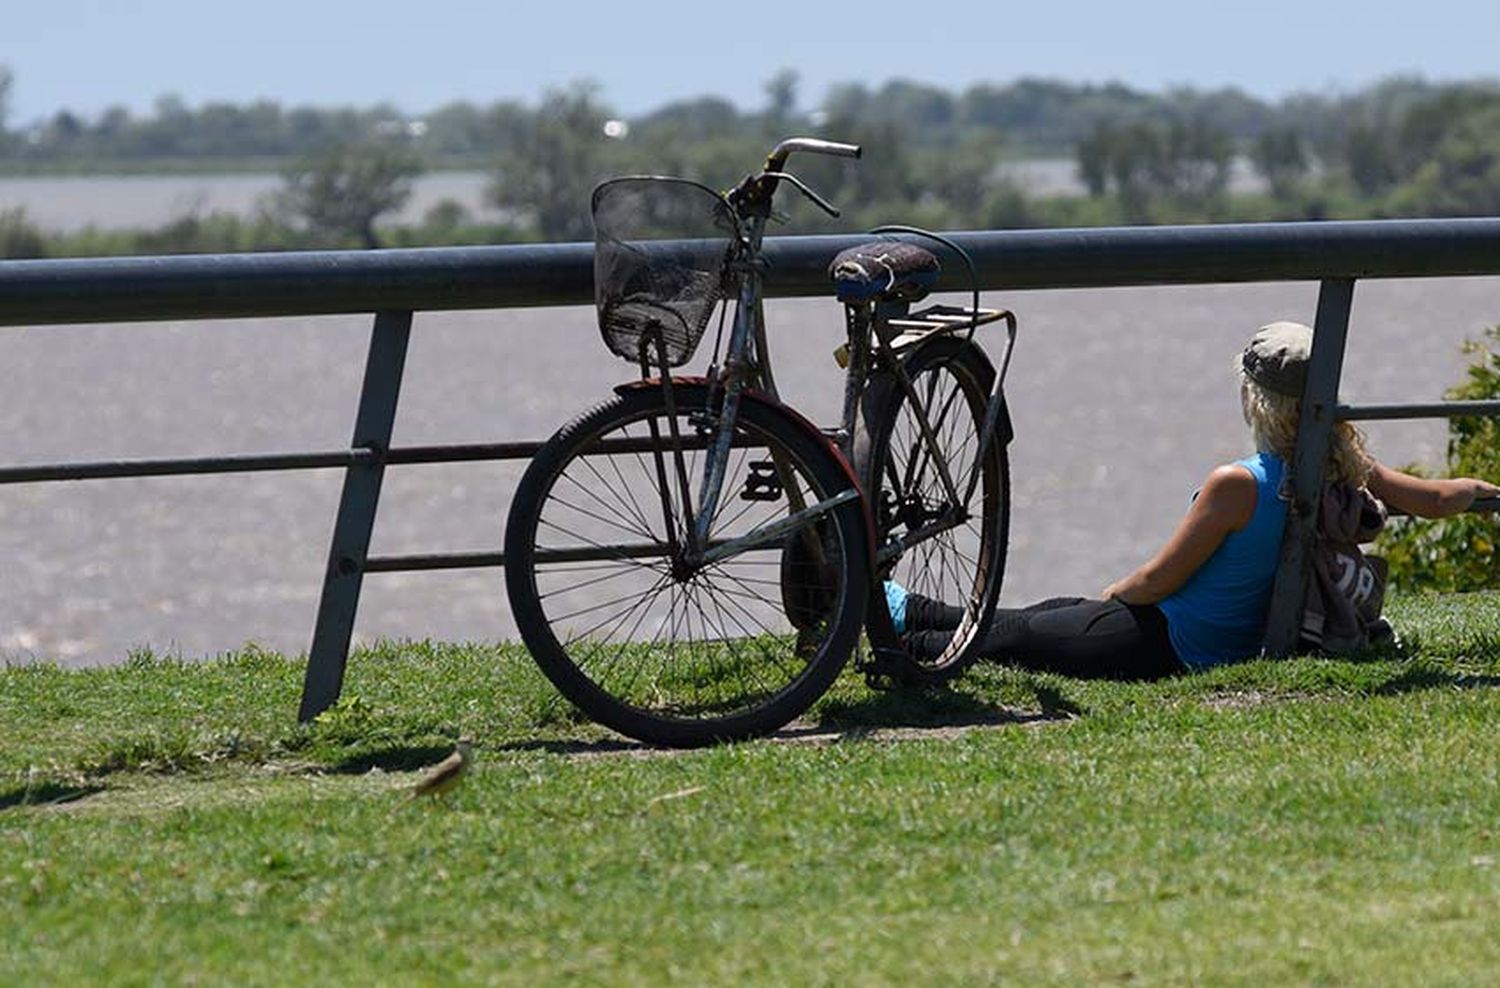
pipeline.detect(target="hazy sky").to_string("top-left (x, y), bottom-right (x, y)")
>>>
top-left (4, 0), bottom-right (1496, 124)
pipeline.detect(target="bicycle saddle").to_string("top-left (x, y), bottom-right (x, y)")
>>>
top-left (828, 241), bottom-right (940, 304)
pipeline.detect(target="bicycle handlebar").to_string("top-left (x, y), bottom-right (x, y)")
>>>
top-left (728, 137), bottom-right (862, 222)
top-left (765, 137), bottom-right (862, 171)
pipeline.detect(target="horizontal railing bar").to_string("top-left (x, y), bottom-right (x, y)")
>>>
top-left (386, 441), bottom-right (540, 464)
top-left (364, 551), bottom-right (505, 572)
top-left (8, 217), bottom-right (1500, 327)
top-left (1337, 400), bottom-right (1500, 421)
top-left (365, 536), bottom-right (785, 574)
top-left (0, 431), bottom-right (789, 485)
top-left (0, 449), bottom-right (372, 484)
top-left (389, 434), bottom-right (749, 463)
top-left (6, 399), bottom-right (1493, 486)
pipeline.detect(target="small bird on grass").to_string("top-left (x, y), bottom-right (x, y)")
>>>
top-left (409, 739), bottom-right (473, 803)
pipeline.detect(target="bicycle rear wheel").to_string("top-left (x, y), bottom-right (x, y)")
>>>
top-left (854, 336), bottom-right (1010, 682)
top-left (504, 383), bottom-right (868, 747)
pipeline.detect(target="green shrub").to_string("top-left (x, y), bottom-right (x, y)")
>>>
top-left (0, 207), bottom-right (46, 258)
top-left (1378, 325), bottom-right (1500, 590)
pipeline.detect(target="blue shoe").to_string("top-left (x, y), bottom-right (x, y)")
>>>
top-left (884, 580), bottom-right (910, 635)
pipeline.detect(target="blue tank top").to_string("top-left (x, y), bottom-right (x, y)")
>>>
top-left (1157, 452), bottom-right (1288, 670)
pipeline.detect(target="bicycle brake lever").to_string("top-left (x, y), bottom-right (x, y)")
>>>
top-left (761, 170), bottom-right (841, 218)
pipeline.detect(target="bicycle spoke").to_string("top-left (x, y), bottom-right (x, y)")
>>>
top-left (698, 572), bottom-right (784, 588)
top-left (711, 482), bottom-right (777, 535)
top-left (570, 580), bottom-right (671, 669)
top-left (708, 444), bottom-right (754, 529)
top-left (939, 531), bottom-right (982, 571)
top-left (698, 569), bottom-right (801, 686)
top-left (685, 580), bottom-right (733, 709)
top-left (546, 487), bottom-right (659, 543)
top-left (537, 563), bottom-right (655, 602)
top-left (600, 426), bottom-right (664, 536)
top-left (533, 560), bottom-right (664, 575)
top-left (685, 577), bottom-right (765, 709)
top-left (535, 517), bottom-right (671, 570)
top-left (561, 572), bottom-right (672, 656)
top-left (557, 578), bottom-right (672, 642)
top-left (581, 577), bottom-right (680, 704)
top-left (701, 569), bottom-right (817, 684)
top-left (563, 458), bottom-right (659, 540)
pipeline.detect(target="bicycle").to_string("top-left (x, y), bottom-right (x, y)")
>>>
top-left (504, 138), bottom-right (1018, 747)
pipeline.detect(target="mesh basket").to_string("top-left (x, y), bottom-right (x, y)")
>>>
top-left (591, 177), bottom-right (741, 367)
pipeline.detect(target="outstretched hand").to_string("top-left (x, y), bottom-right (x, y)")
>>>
top-left (1464, 478), bottom-right (1500, 512)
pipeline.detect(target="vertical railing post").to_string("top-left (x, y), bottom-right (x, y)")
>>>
top-left (298, 309), bottom-right (413, 722)
top-left (1262, 279), bottom-right (1356, 656)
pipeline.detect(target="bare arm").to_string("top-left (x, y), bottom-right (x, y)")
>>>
top-left (1102, 464), bottom-right (1259, 605)
top-left (1366, 462), bottom-right (1500, 519)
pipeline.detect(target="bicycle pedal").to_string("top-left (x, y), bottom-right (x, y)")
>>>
top-left (740, 460), bottom-right (783, 501)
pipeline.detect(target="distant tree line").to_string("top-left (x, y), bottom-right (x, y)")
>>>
top-left (5, 68), bottom-right (1500, 258)
top-left (0, 70), bottom-right (1291, 165)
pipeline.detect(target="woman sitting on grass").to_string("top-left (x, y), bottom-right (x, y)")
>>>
top-left (892, 321), bottom-right (1500, 680)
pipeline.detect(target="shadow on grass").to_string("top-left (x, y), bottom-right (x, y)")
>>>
top-left (324, 744), bottom-right (466, 775)
top-left (1029, 685), bottom-right (1088, 720)
top-left (0, 781), bottom-right (106, 811)
top-left (498, 736), bottom-right (660, 757)
top-left (819, 682), bottom-right (1081, 730)
top-left (485, 684), bottom-right (1082, 759)
top-left (1374, 667), bottom-right (1500, 696)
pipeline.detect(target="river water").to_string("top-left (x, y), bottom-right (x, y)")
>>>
top-left (0, 176), bottom-right (1494, 665)
top-left (0, 171), bottom-right (512, 232)
top-left (0, 160), bottom-right (1269, 233)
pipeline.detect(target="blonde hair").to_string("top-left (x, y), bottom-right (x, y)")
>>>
top-left (1237, 362), bottom-right (1372, 487)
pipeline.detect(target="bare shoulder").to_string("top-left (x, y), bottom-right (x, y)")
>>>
top-left (1205, 462), bottom-right (1259, 489)
top-left (1196, 463), bottom-right (1259, 529)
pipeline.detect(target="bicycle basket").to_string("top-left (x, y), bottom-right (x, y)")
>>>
top-left (591, 177), bottom-right (741, 368)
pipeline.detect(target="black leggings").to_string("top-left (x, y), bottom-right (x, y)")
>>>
top-left (908, 596), bottom-right (1183, 681)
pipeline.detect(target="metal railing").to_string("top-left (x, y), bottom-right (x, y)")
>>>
top-left (5, 216), bottom-right (1500, 719)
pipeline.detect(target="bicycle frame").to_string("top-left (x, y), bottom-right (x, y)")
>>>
top-left (678, 172), bottom-right (849, 569)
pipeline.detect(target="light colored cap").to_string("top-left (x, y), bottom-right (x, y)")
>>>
top-left (1241, 321), bottom-right (1312, 397)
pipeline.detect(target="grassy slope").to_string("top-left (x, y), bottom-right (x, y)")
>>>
top-left (3, 591), bottom-right (1500, 985)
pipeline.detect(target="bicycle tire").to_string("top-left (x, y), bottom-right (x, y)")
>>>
top-left (853, 336), bottom-right (1010, 682)
top-left (504, 383), bottom-right (869, 747)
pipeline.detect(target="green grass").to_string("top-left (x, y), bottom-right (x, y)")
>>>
top-left (5, 591), bottom-right (1500, 985)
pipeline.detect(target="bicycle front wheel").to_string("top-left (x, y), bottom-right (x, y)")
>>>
top-left (504, 383), bottom-right (869, 747)
top-left (854, 336), bottom-right (1010, 682)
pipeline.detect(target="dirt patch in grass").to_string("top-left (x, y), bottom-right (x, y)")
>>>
top-left (1198, 689), bottom-right (1314, 710)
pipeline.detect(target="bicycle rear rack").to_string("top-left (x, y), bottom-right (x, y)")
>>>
top-left (833, 305), bottom-right (1012, 368)
top-left (884, 304), bottom-right (1010, 349)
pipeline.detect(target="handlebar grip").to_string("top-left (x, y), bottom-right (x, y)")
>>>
top-left (796, 139), bottom-right (862, 159)
top-left (766, 137), bottom-right (863, 169)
